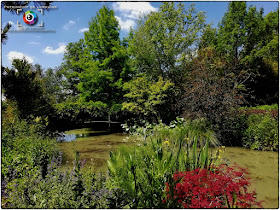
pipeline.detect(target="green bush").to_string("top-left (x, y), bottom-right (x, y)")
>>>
top-left (2, 119), bottom-right (129, 208)
top-left (3, 154), bottom-right (126, 208)
top-left (218, 104), bottom-right (278, 148)
top-left (2, 119), bottom-right (59, 180)
top-left (107, 118), bottom-right (220, 208)
top-left (242, 113), bottom-right (278, 151)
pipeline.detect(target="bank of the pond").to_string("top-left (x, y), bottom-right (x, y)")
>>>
top-left (58, 128), bottom-right (278, 208)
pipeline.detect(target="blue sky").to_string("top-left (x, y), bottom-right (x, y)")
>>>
top-left (1, 1), bottom-right (278, 70)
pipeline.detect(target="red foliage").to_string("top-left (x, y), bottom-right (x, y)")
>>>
top-left (238, 109), bottom-right (278, 119)
top-left (164, 164), bottom-right (263, 208)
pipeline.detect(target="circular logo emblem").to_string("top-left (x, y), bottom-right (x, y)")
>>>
top-left (23, 11), bottom-right (38, 25)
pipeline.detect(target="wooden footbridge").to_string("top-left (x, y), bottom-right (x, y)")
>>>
top-left (84, 120), bottom-right (121, 128)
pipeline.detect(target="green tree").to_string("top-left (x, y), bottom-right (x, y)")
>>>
top-left (77, 5), bottom-right (132, 118)
top-left (214, 2), bottom-right (278, 104)
top-left (122, 76), bottom-right (174, 122)
top-left (217, 1), bottom-right (247, 63)
top-left (198, 24), bottom-right (218, 49)
top-left (42, 67), bottom-right (67, 104)
top-left (2, 59), bottom-right (52, 119)
top-left (129, 2), bottom-right (206, 86)
top-left (1, 22), bottom-right (12, 44)
top-left (61, 39), bottom-right (86, 97)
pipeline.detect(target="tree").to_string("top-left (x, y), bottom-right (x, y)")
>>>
top-left (217, 1), bottom-right (247, 63)
top-left (129, 2), bottom-right (206, 86)
top-left (198, 24), bottom-right (218, 49)
top-left (2, 59), bottom-right (52, 119)
top-left (242, 8), bottom-right (279, 104)
top-left (122, 76), bottom-right (174, 122)
top-left (213, 2), bottom-right (278, 105)
top-left (42, 67), bottom-right (67, 104)
top-left (61, 39), bottom-right (86, 97)
top-left (77, 5), bottom-right (132, 119)
top-left (181, 47), bottom-right (246, 143)
top-left (1, 22), bottom-right (12, 44)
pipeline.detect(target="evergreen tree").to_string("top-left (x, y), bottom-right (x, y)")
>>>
top-left (78, 5), bottom-right (131, 116)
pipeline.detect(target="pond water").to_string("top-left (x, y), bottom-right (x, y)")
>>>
top-left (58, 128), bottom-right (137, 172)
top-left (58, 128), bottom-right (278, 208)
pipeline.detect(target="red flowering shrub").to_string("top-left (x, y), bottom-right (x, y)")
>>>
top-left (164, 164), bottom-right (263, 208)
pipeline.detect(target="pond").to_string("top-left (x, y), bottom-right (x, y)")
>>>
top-left (58, 128), bottom-right (137, 172)
top-left (58, 128), bottom-right (278, 208)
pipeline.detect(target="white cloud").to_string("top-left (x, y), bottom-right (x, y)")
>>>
top-left (7, 51), bottom-right (34, 64)
top-left (112, 2), bottom-right (158, 32)
top-left (78, 27), bottom-right (89, 33)
top-left (112, 2), bottom-right (158, 19)
top-left (42, 43), bottom-right (66, 55)
top-left (115, 16), bottom-right (136, 31)
top-left (63, 20), bottom-right (76, 30)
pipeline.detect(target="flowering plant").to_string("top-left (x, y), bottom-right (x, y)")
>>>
top-left (164, 164), bottom-right (263, 208)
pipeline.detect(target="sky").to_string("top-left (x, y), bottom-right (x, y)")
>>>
top-left (1, 1), bottom-right (279, 70)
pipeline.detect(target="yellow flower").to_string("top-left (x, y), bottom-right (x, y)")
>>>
top-left (185, 137), bottom-right (190, 142)
top-left (164, 140), bottom-right (170, 146)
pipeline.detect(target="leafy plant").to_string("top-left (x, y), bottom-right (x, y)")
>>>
top-left (107, 119), bottom-right (220, 208)
top-left (164, 164), bottom-right (263, 208)
top-left (242, 113), bottom-right (278, 151)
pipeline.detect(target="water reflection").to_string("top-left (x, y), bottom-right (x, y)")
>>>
top-left (57, 130), bottom-right (110, 142)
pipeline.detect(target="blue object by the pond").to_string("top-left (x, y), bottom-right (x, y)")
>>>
top-left (57, 134), bottom-right (77, 142)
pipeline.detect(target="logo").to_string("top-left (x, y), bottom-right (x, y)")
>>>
top-left (7, 5), bottom-right (57, 33)
top-left (23, 11), bottom-right (38, 25)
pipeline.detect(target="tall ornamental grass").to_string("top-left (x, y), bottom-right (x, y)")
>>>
top-left (107, 118), bottom-right (220, 208)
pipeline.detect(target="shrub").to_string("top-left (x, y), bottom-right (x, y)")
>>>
top-left (242, 113), bottom-right (278, 151)
top-left (164, 164), bottom-right (263, 208)
top-left (2, 151), bottom-right (129, 209)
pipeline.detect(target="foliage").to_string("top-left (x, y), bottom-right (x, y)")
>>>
top-left (164, 165), bottom-right (263, 208)
top-left (239, 104), bottom-right (278, 119)
top-left (181, 47), bottom-right (246, 143)
top-left (216, 2), bottom-right (279, 104)
top-left (79, 5), bottom-right (132, 103)
top-left (54, 100), bottom-right (108, 125)
top-left (242, 113), bottom-right (278, 151)
top-left (1, 22), bottom-right (12, 44)
top-left (122, 76), bottom-right (175, 122)
top-left (2, 114), bottom-right (59, 181)
top-left (3, 152), bottom-right (128, 208)
top-left (108, 119), bottom-right (220, 208)
top-left (2, 116), bottom-right (129, 208)
top-left (2, 59), bottom-right (53, 120)
top-left (217, 2), bottom-right (247, 62)
top-left (60, 6), bottom-right (132, 121)
top-left (220, 104), bottom-right (279, 149)
top-left (129, 2), bottom-right (205, 86)
top-left (42, 66), bottom-right (67, 104)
